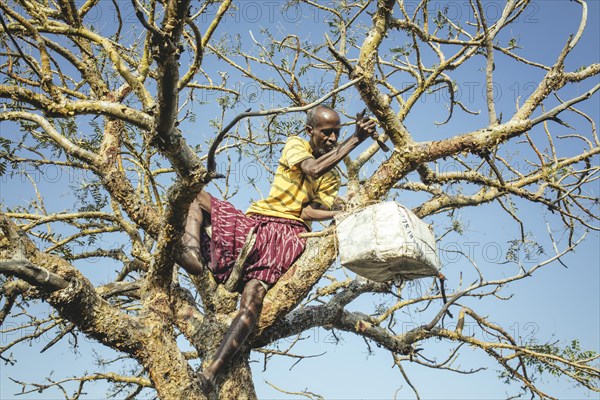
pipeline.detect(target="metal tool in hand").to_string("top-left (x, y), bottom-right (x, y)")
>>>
top-left (371, 131), bottom-right (390, 152)
top-left (357, 109), bottom-right (390, 152)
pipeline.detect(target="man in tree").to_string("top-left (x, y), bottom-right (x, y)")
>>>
top-left (177, 104), bottom-right (376, 393)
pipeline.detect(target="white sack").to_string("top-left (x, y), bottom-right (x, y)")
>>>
top-left (335, 202), bottom-right (440, 282)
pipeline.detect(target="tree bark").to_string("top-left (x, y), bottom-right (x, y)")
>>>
top-left (217, 354), bottom-right (258, 400)
top-left (257, 236), bottom-right (338, 333)
top-left (139, 317), bottom-right (204, 400)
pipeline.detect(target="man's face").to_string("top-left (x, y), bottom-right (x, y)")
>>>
top-left (307, 109), bottom-right (341, 157)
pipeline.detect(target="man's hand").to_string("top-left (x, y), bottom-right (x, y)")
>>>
top-left (331, 196), bottom-right (348, 212)
top-left (354, 109), bottom-right (377, 141)
top-left (299, 108), bottom-right (379, 180)
top-left (300, 202), bottom-right (339, 221)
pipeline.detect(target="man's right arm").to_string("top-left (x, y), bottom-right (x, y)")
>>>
top-left (299, 117), bottom-right (376, 179)
top-left (299, 135), bottom-right (362, 179)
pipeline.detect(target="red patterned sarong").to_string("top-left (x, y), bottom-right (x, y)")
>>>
top-left (200, 196), bottom-right (308, 285)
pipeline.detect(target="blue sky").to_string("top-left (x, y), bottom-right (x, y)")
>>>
top-left (1, 1), bottom-right (599, 399)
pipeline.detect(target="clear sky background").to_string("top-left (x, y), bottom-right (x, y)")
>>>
top-left (1, 1), bottom-right (599, 399)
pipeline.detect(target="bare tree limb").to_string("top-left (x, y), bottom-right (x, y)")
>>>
top-left (0, 260), bottom-right (68, 291)
top-left (206, 77), bottom-right (362, 174)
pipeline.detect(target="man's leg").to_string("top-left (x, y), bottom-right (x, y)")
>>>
top-left (199, 279), bottom-right (268, 387)
top-left (178, 191), bottom-right (212, 275)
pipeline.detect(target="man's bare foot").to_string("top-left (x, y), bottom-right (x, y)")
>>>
top-left (196, 371), bottom-right (215, 396)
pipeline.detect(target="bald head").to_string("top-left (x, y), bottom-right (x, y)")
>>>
top-left (305, 105), bottom-right (342, 157)
top-left (306, 105), bottom-right (340, 129)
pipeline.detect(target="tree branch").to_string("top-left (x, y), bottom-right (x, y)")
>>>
top-left (531, 83), bottom-right (600, 126)
top-left (206, 78), bottom-right (361, 174)
top-left (0, 260), bottom-right (68, 291)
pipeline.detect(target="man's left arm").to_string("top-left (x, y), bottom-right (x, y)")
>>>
top-left (300, 202), bottom-right (339, 221)
top-left (300, 166), bottom-right (342, 221)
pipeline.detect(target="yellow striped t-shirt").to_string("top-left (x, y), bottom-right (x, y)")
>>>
top-left (246, 136), bottom-right (340, 226)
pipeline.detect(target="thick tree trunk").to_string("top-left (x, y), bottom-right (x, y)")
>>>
top-left (258, 236), bottom-right (338, 332)
top-left (217, 353), bottom-right (257, 400)
top-left (141, 317), bottom-right (204, 400)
